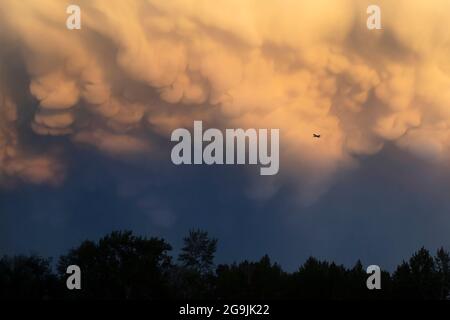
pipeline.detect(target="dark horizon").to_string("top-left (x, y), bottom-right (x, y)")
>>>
top-left (2, 229), bottom-right (449, 300)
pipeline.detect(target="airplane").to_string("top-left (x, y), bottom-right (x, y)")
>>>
top-left (313, 134), bottom-right (321, 138)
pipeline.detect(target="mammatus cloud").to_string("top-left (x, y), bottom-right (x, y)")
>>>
top-left (0, 67), bottom-right (64, 186)
top-left (1, 0), bottom-right (450, 202)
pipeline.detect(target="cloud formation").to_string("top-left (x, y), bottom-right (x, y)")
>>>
top-left (1, 0), bottom-right (450, 202)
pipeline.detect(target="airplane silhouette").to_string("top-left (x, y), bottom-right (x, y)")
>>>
top-left (313, 134), bottom-right (321, 138)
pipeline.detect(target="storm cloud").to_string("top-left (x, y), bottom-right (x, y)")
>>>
top-left (1, 0), bottom-right (450, 203)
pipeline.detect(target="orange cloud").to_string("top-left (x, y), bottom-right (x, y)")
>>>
top-left (1, 0), bottom-right (450, 202)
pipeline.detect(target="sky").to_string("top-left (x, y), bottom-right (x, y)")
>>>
top-left (2, 0), bottom-right (450, 271)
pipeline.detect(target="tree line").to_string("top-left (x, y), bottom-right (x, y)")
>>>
top-left (1, 230), bottom-right (449, 300)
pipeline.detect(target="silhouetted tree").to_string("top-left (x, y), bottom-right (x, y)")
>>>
top-left (58, 231), bottom-right (173, 299)
top-left (392, 261), bottom-right (415, 298)
top-left (0, 255), bottom-right (59, 299)
top-left (174, 229), bottom-right (218, 299)
top-left (288, 257), bottom-right (347, 299)
top-left (345, 260), bottom-right (368, 299)
top-left (435, 247), bottom-right (450, 299)
top-left (179, 229), bottom-right (217, 275)
top-left (393, 247), bottom-right (441, 299)
top-left (216, 255), bottom-right (287, 299)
